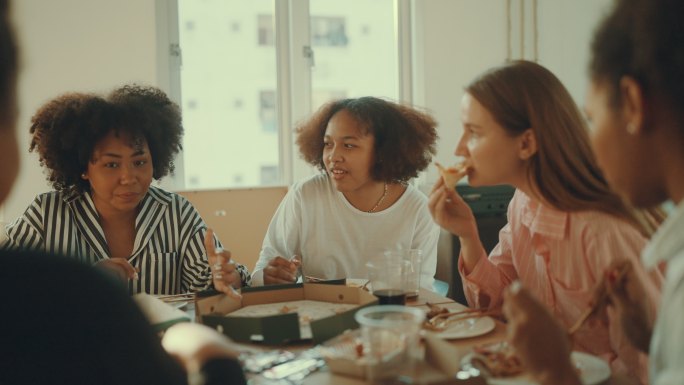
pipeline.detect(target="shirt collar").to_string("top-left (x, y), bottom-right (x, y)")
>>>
top-left (61, 185), bottom-right (171, 206)
top-left (642, 199), bottom-right (684, 268)
top-left (519, 190), bottom-right (568, 240)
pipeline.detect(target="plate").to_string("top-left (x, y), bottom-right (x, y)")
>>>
top-left (436, 316), bottom-right (496, 340)
top-left (429, 303), bottom-right (496, 340)
top-left (486, 351), bottom-right (611, 385)
top-left (169, 300), bottom-right (188, 310)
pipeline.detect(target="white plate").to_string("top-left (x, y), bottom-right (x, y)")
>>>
top-left (169, 300), bottom-right (188, 310)
top-left (429, 303), bottom-right (496, 340)
top-left (437, 316), bottom-right (496, 340)
top-left (486, 351), bottom-right (611, 385)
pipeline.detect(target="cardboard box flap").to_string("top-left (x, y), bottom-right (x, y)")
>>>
top-left (242, 285), bottom-right (305, 306)
top-left (202, 312), bottom-right (301, 344)
top-left (196, 283), bottom-right (378, 345)
top-left (195, 290), bottom-right (241, 317)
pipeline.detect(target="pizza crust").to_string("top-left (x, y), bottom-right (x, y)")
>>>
top-left (435, 161), bottom-right (468, 188)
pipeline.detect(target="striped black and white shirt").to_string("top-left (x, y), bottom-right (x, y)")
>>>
top-left (1, 186), bottom-right (251, 294)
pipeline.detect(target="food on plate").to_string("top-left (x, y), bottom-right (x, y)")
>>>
top-left (471, 343), bottom-right (524, 377)
top-left (435, 161), bottom-right (469, 188)
top-left (279, 305), bottom-right (297, 313)
top-left (423, 304), bottom-right (492, 332)
top-left (425, 302), bottom-right (450, 320)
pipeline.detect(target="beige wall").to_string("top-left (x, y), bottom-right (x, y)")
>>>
top-left (178, 187), bottom-right (287, 272)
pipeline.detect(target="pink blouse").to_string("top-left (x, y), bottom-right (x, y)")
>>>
top-left (459, 190), bottom-right (663, 385)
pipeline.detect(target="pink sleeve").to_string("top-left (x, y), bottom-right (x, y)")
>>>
top-left (458, 221), bottom-right (519, 309)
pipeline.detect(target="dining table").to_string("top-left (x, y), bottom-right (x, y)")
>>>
top-left (178, 286), bottom-right (634, 385)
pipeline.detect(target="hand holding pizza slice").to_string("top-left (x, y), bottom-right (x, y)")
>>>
top-left (435, 161), bottom-right (469, 188)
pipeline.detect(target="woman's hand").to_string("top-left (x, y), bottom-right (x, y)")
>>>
top-left (427, 177), bottom-right (478, 239)
top-left (263, 256), bottom-right (299, 285)
top-left (603, 260), bottom-right (654, 353)
top-left (502, 282), bottom-right (581, 385)
top-left (204, 229), bottom-right (241, 299)
top-left (428, 177), bottom-right (486, 273)
top-left (162, 323), bottom-right (242, 373)
top-left (94, 258), bottom-right (138, 282)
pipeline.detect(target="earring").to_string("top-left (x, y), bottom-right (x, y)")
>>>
top-left (626, 122), bottom-right (638, 135)
top-left (81, 173), bottom-right (87, 179)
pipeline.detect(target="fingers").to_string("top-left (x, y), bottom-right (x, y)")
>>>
top-left (430, 175), bottom-right (446, 195)
top-left (604, 260), bottom-right (634, 307)
top-left (204, 228), bottom-right (241, 299)
top-left (264, 256), bottom-right (299, 284)
top-left (105, 258), bottom-right (139, 280)
top-left (428, 185), bottom-right (449, 220)
top-left (211, 248), bottom-right (233, 278)
top-left (204, 228), bottom-right (217, 256)
top-left (503, 281), bottom-right (529, 322)
top-left (163, 323), bottom-right (240, 372)
top-left (212, 254), bottom-right (242, 299)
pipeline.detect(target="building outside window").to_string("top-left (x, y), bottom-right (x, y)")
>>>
top-left (177, 0), bottom-right (399, 190)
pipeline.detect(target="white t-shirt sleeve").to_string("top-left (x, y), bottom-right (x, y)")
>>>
top-left (251, 183), bottom-right (303, 286)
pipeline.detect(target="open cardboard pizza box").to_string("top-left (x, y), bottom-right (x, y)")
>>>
top-left (196, 282), bottom-right (378, 345)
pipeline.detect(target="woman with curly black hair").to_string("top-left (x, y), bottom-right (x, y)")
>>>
top-left (251, 96), bottom-right (440, 287)
top-left (2, 85), bottom-right (250, 295)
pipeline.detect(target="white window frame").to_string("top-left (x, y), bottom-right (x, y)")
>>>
top-left (156, 0), bottom-right (413, 191)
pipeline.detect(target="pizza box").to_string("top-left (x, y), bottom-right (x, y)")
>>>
top-left (195, 282), bottom-right (378, 345)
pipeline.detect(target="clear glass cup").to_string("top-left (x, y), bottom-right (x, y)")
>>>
top-left (355, 305), bottom-right (425, 384)
top-left (404, 249), bottom-right (423, 298)
top-left (367, 254), bottom-right (409, 305)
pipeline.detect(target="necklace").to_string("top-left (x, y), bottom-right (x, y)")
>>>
top-left (368, 183), bottom-right (389, 213)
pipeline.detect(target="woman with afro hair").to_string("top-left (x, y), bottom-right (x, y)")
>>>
top-left (2, 85), bottom-right (250, 295)
top-left (251, 96), bottom-right (441, 288)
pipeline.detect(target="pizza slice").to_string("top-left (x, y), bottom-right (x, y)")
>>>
top-left (435, 161), bottom-right (469, 188)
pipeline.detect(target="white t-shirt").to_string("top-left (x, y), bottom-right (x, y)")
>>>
top-left (642, 199), bottom-right (684, 385)
top-left (251, 174), bottom-right (440, 287)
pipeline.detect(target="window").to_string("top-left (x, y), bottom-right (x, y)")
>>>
top-left (311, 16), bottom-right (348, 47)
top-left (177, 0), bottom-right (279, 189)
top-left (259, 90), bottom-right (277, 133)
top-left (309, 0), bottom-right (398, 111)
top-left (257, 14), bottom-right (274, 46)
top-left (173, 0), bottom-right (404, 190)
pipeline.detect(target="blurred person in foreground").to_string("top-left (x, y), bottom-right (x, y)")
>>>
top-left (0, 1), bottom-right (246, 384)
top-left (503, 0), bottom-right (684, 384)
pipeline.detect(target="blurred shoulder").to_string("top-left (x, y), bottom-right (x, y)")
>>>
top-left (572, 209), bottom-right (646, 244)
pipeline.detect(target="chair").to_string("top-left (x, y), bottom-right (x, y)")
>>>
top-left (432, 279), bottom-right (449, 297)
top-left (451, 184), bottom-right (514, 305)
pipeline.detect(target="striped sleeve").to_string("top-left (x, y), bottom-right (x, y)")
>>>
top-left (2, 196), bottom-right (46, 251)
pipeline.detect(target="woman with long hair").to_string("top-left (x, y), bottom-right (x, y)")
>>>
top-left (429, 60), bottom-right (663, 384)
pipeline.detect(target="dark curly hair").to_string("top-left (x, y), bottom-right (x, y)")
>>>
top-left (590, 0), bottom-right (684, 125)
top-left (29, 85), bottom-right (183, 193)
top-left (296, 97), bottom-right (438, 183)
